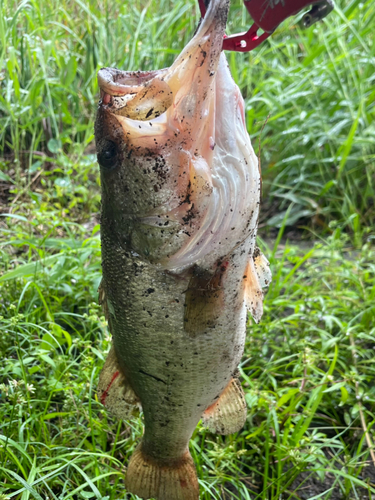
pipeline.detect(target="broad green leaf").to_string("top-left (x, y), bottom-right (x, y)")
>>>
top-left (340, 386), bottom-right (349, 405)
top-left (0, 254), bottom-right (62, 283)
top-left (0, 213), bottom-right (28, 222)
top-left (42, 412), bottom-right (71, 420)
top-left (277, 388), bottom-right (300, 408)
top-left (323, 381), bottom-right (347, 393)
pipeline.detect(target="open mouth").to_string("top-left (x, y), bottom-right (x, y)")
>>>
top-left (98, 67), bottom-right (173, 121)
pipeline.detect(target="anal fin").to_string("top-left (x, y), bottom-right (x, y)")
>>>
top-left (97, 345), bottom-right (141, 419)
top-left (202, 378), bottom-right (247, 435)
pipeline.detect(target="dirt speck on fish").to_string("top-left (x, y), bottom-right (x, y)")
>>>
top-left (95, 0), bottom-right (271, 498)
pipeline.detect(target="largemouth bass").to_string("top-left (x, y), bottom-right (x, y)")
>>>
top-left (95, 0), bottom-right (271, 498)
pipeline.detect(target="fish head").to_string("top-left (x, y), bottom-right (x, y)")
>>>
top-left (96, 0), bottom-right (260, 270)
top-left (95, 68), bottom-right (177, 214)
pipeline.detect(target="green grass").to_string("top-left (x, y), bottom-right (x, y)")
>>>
top-left (1, 0), bottom-right (374, 233)
top-left (1, 0), bottom-right (375, 498)
top-left (238, 0), bottom-right (375, 234)
top-left (0, 215), bottom-right (374, 499)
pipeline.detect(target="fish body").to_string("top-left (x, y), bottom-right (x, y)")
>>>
top-left (95, 1), bottom-right (271, 498)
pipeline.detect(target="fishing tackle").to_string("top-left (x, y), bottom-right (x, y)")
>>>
top-left (198, 0), bottom-right (335, 52)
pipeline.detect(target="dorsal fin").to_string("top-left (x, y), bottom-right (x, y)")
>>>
top-left (98, 279), bottom-right (109, 321)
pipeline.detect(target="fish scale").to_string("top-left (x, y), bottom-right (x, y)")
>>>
top-left (101, 239), bottom-right (246, 455)
top-left (95, 0), bottom-right (271, 498)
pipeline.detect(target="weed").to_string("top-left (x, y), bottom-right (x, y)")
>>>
top-left (0, 213), bottom-right (374, 498)
top-left (1, 0), bottom-right (374, 235)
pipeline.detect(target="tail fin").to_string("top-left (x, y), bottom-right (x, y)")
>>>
top-left (126, 444), bottom-right (199, 500)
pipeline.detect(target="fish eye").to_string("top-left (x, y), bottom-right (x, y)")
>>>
top-left (97, 140), bottom-right (118, 170)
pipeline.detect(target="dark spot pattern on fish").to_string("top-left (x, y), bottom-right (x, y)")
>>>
top-left (95, 1), bottom-right (267, 494)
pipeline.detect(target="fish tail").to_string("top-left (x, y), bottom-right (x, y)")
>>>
top-left (126, 444), bottom-right (199, 500)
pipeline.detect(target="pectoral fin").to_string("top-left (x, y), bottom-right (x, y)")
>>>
top-left (244, 248), bottom-right (272, 323)
top-left (184, 267), bottom-right (224, 337)
top-left (253, 247), bottom-right (272, 288)
top-left (202, 378), bottom-right (247, 435)
top-left (97, 345), bottom-right (141, 419)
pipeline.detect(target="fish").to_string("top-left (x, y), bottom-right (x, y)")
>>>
top-left (94, 0), bottom-right (272, 498)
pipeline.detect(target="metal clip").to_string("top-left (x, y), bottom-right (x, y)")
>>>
top-left (198, 0), bottom-right (335, 52)
top-left (302, 0), bottom-right (335, 28)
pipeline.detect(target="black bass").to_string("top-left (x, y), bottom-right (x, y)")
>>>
top-left (95, 0), bottom-right (271, 498)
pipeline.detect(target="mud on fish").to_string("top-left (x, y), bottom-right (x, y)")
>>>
top-left (95, 0), bottom-right (271, 498)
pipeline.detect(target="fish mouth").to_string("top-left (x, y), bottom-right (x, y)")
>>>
top-left (97, 0), bottom-right (246, 269)
top-left (97, 0), bottom-right (229, 125)
top-left (98, 67), bottom-right (173, 121)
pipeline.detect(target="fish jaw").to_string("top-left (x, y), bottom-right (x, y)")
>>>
top-left (165, 54), bottom-right (261, 271)
top-left (95, 0), bottom-right (235, 268)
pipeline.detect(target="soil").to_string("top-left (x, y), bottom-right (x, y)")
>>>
top-left (0, 178), bottom-right (11, 210)
top-left (285, 461), bottom-right (375, 500)
top-left (221, 459), bottom-right (375, 499)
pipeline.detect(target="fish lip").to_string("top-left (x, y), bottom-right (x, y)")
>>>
top-left (98, 67), bottom-right (168, 97)
top-left (98, 67), bottom-right (173, 120)
top-left (98, 67), bottom-right (170, 109)
top-left (97, 0), bottom-right (230, 114)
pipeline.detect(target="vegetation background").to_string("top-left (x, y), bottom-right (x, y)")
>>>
top-left (0, 0), bottom-right (374, 498)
